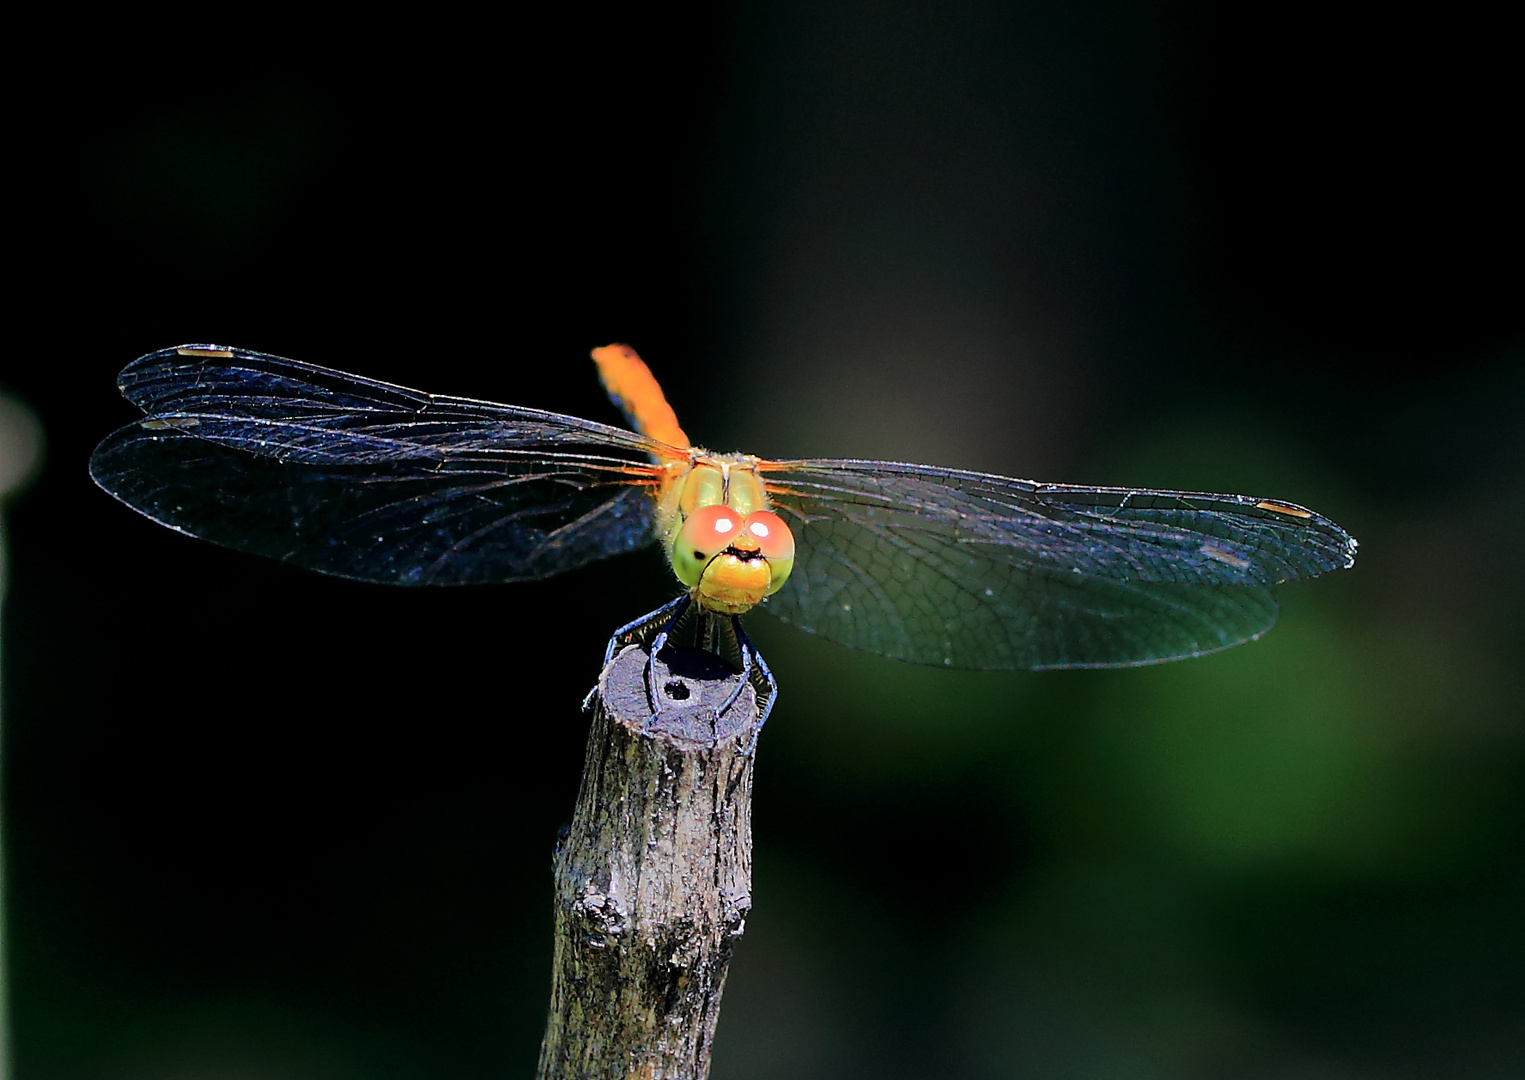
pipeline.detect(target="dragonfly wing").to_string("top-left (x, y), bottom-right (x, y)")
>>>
top-left (90, 346), bottom-right (665, 585)
top-left (112, 344), bottom-right (675, 461)
top-left (760, 459), bottom-right (1357, 669)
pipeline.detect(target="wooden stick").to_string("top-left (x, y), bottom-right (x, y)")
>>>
top-left (537, 643), bottom-right (759, 1080)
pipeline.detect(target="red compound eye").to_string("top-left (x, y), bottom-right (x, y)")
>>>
top-left (684, 505), bottom-right (743, 554)
top-left (672, 505), bottom-right (745, 587)
top-left (741, 510), bottom-right (795, 562)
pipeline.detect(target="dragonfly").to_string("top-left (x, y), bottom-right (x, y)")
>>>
top-left (91, 343), bottom-right (1357, 744)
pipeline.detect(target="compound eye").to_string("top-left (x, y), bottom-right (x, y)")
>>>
top-left (671, 504), bottom-right (743, 587)
top-left (685, 504), bottom-right (744, 554)
top-left (742, 510), bottom-right (796, 595)
top-left (741, 511), bottom-right (794, 561)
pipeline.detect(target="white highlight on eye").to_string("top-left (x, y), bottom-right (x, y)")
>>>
top-left (750, 521), bottom-right (770, 537)
top-left (713, 517), bottom-right (735, 533)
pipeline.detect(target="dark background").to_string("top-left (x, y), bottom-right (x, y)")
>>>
top-left (4, 4), bottom-right (1521, 1077)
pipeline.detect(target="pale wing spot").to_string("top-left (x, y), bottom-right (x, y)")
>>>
top-left (1200, 542), bottom-right (1252, 570)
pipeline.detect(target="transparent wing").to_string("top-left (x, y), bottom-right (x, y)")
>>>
top-left (112, 344), bottom-right (676, 462)
top-left (89, 346), bottom-right (666, 585)
top-left (759, 458), bottom-right (1357, 669)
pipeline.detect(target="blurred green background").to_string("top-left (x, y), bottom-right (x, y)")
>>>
top-left (4, 3), bottom-right (1521, 1077)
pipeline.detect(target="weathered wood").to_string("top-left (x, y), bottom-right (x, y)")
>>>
top-left (537, 644), bottom-right (759, 1080)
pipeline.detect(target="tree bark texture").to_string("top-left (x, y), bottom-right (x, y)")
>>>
top-left (537, 644), bottom-right (758, 1080)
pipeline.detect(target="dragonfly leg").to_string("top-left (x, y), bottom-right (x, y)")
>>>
top-left (730, 617), bottom-right (777, 756)
top-left (602, 594), bottom-right (690, 666)
top-left (645, 594), bottom-right (692, 666)
top-left (642, 595), bottom-right (694, 723)
top-left (717, 620), bottom-right (753, 717)
top-left (584, 594), bottom-right (691, 712)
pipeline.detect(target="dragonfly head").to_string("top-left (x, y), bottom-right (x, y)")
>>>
top-left (671, 505), bottom-right (795, 615)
